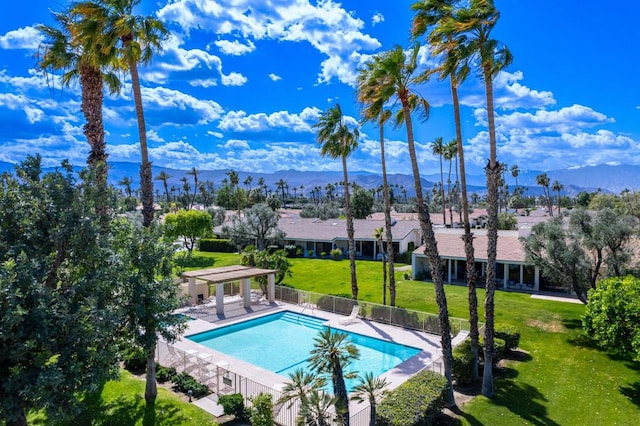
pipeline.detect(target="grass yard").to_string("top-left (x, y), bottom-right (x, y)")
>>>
top-left (182, 251), bottom-right (640, 424)
top-left (28, 370), bottom-right (217, 425)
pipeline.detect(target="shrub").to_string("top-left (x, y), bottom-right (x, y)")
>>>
top-left (172, 372), bottom-right (209, 399)
top-left (249, 393), bottom-right (274, 426)
top-left (495, 324), bottom-right (521, 351)
top-left (376, 369), bottom-right (448, 426)
top-left (122, 346), bottom-right (147, 373)
top-left (156, 365), bottom-right (177, 383)
top-left (197, 238), bottom-right (235, 252)
top-left (307, 249), bottom-right (314, 257)
top-left (452, 340), bottom-right (474, 385)
top-left (479, 337), bottom-right (506, 366)
top-left (330, 248), bottom-right (342, 260)
top-left (219, 393), bottom-right (248, 420)
top-left (283, 244), bottom-right (303, 258)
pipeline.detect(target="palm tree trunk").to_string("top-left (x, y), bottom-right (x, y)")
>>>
top-left (343, 156), bottom-right (358, 300)
top-left (452, 81), bottom-right (480, 380)
top-left (482, 67), bottom-right (498, 398)
top-left (380, 122), bottom-right (396, 306)
top-left (439, 157), bottom-right (446, 225)
top-left (402, 99), bottom-right (455, 408)
top-left (129, 57), bottom-right (154, 228)
top-left (333, 363), bottom-right (350, 425)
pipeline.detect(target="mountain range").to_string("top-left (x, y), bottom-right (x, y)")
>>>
top-left (0, 160), bottom-right (634, 198)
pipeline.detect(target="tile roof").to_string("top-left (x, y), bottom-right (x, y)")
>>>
top-left (414, 229), bottom-right (528, 263)
top-left (277, 217), bottom-right (421, 242)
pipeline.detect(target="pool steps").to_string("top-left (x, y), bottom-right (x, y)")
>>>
top-left (279, 312), bottom-right (325, 331)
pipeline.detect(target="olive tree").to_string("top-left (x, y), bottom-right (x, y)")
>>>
top-left (222, 203), bottom-right (285, 250)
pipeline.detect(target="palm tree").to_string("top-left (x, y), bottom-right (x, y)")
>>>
top-left (315, 104), bottom-right (360, 300)
top-left (276, 178), bottom-right (287, 202)
top-left (38, 8), bottom-right (121, 222)
top-left (118, 176), bottom-right (134, 198)
top-left (226, 170), bottom-right (240, 213)
top-left (351, 372), bottom-right (389, 426)
top-left (437, 0), bottom-right (512, 397)
top-left (277, 368), bottom-right (326, 409)
top-left (74, 0), bottom-right (169, 228)
top-left (356, 88), bottom-right (398, 305)
top-left (444, 139), bottom-right (457, 226)
top-left (373, 227), bottom-right (388, 305)
top-left (298, 390), bottom-right (336, 426)
top-left (155, 171), bottom-right (171, 203)
top-left (243, 175), bottom-right (253, 192)
top-left (552, 180), bottom-right (564, 215)
top-left (307, 328), bottom-right (360, 426)
top-left (186, 167), bottom-right (199, 209)
top-left (536, 172), bottom-right (553, 216)
top-left (356, 44), bottom-right (455, 407)
top-left (431, 136), bottom-right (447, 225)
top-left (511, 164), bottom-right (520, 188)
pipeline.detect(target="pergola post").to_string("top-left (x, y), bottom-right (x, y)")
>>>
top-left (216, 283), bottom-right (224, 315)
top-left (188, 277), bottom-right (196, 305)
top-left (242, 278), bottom-right (251, 308)
top-left (268, 274), bottom-right (275, 303)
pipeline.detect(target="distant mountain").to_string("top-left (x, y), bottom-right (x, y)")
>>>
top-left (0, 160), bottom-right (633, 196)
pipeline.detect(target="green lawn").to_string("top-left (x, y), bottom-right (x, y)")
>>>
top-left (182, 251), bottom-right (640, 424)
top-left (28, 370), bottom-right (217, 426)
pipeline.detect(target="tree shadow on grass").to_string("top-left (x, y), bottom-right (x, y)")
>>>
top-left (620, 381), bottom-right (640, 407)
top-left (492, 380), bottom-right (560, 426)
top-left (176, 254), bottom-right (216, 269)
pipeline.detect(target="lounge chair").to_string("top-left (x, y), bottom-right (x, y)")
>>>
top-left (338, 304), bottom-right (360, 325)
top-left (164, 343), bottom-right (180, 365)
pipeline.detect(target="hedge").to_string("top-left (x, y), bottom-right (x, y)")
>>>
top-left (495, 324), bottom-right (521, 351)
top-left (452, 340), bottom-right (474, 385)
top-left (198, 238), bottom-right (235, 252)
top-left (376, 370), bottom-right (448, 426)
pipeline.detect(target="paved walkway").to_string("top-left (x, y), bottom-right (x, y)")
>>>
top-left (530, 294), bottom-right (583, 304)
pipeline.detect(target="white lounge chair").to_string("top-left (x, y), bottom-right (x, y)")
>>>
top-left (339, 304), bottom-right (360, 325)
top-left (164, 343), bottom-right (180, 365)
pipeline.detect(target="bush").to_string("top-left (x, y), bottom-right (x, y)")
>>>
top-left (452, 340), bottom-right (474, 385)
top-left (218, 393), bottom-right (248, 420)
top-left (330, 248), bottom-right (342, 260)
top-left (283, 244), bottom-right (303, 258)
top-left (249, 393), bottom-right (274, 426)
top-left (376, 370), bottom-right (449, 426)
top-left (495, 324), bottom-right (521, 351)
top-left (156, 365), bottom-right (177, 383)
top-left (198, 238), bottom-right (235, 252)
top-left (172, 372), bottom-right (209, 399)
top-left (123, 346), bottom-right (147, 373)
top-left (479, 337), bottom-right (506, 366)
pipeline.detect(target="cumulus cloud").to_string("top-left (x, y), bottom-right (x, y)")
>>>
top-left (372, 12), bottom-right (384, 26)
top-left (221, 72), bottom-right (248, 86)
top-left (223, 139), bottom-right (250, 149)
top-left (214, 39), bottom-right (256, 55)
top-left (0, 26), bottom-right (43, 49)
top-left (157, 0), bottom-right (381, 85)
top-left (268, 73), bottom-right (282, 81)
top-left (219, 106), bottom-right (321, 132)
top-left (138, 86), bottom-right (225, 124)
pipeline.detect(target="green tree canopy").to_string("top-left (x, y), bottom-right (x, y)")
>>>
top-left (222, 203), bottom-right (284, 250)
top-left (164, 209), bottom-right (213, 252)
top-left (351, 185), bottom-right (375, 219)
top-left (583, 276), bottom-right (640, 360)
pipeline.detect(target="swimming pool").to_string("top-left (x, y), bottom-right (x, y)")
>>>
top-left (187, 311), bottom-right (421, 390)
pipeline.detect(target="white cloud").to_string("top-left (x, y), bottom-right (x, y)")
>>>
top-left (495, 104), bottom-right (613, 134)
top-left (214, 39), bottom-right (256, 55)
top-left (221, 72), bottom-right (248, 86)
top-left (268, 73), bottom-right (282, 81)
top-left (219, 106), bottom-right (321, 133)
top-left (189, 78), bottom-right (218, 87)
top-left (140, 86), bottom-right (224, 124)
top-left (157, 0), bottom-right (381, 85)
top-left (372, 12), bottom-right (384, 26)
top-left (493, 71), bottom-right (556, 110)
top-left (207, 130), bottom-right (223, 138)
top-left (223, 139), bottom-right (250, 149)
top-left (0, 26), bottom-right (43, 49)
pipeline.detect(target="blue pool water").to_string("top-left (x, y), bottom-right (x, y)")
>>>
top-left (188, 311), bottom-right (421, 390)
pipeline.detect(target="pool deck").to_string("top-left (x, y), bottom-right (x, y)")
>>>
top-left (160, 299), bottom-right (444, 418)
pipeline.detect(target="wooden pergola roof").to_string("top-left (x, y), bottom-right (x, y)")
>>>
top-left (181, 265), bottom-right (278, 283)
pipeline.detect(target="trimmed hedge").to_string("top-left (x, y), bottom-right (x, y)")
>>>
top-left (452, 340), bottom-right (474, 385)
top-left (172, 371), bottom-right (209, 399)
top-left (495, 324), bottom-right (521, 351)
top-left (376, 370), bottom-right (448, 426)
top-left (219, 393), bottom-right (248, 420)
top-left (198, 238), bottom-right (235, 252)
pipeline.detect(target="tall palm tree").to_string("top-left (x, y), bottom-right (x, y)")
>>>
top-left (511, 164), bottom-right (520, 188)
top-left (38, 8), bottom-right (121, 223)
top-left (356, 44), bottom-right (455, 407)
top-left (315, 104), bottom-right (360, 300)
top-left (536, 172), bottom-right (552, 216)
top-left (186, 167), bottom-right (199, 209)
top-left (155, 170), bottom-right (171, 203)
top-left (307, 328), bottom-right (360, 426)
top-left (431, 136), bottom-right (447, 225)
top-left (226, 170), bottom-right (241, 213)
top-left (552, 180), bottom-right (564, 215)
top-left (74, 0), bottom-right (169, 228)
top-left (439, 0), bottom-right (513, 397)
top-left (356, 89), bottom-right (397, 305)
top-left (444, 139), bottom-right (457, 226)
top-left (351, 372), bottom-right (389, 426)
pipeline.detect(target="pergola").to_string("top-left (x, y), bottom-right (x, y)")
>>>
top-left (181, 265), bottom-right (278, 315)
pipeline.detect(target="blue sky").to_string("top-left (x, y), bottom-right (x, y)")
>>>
top-left (0, 0), bottom-right (638, 177)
